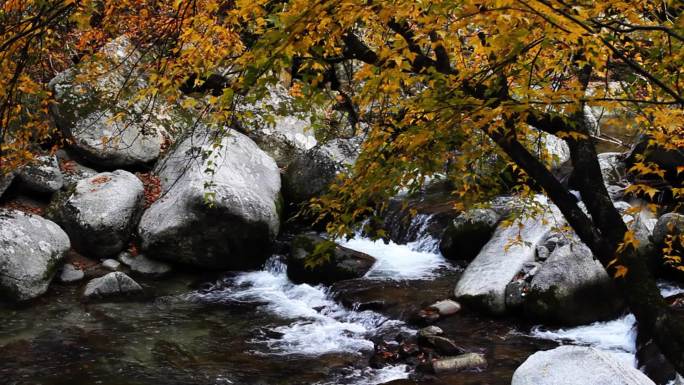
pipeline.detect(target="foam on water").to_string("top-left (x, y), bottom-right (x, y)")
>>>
top-left (186, 258), bottom-right (405, 357)
top-left (340, 236), bottom-right (451, 280)
top-left (317, 364), bottom-right (409, 385)
top-left (530, 280), bottom-right (684, 366)
top-left (531, 313), bottom-right (637, 354)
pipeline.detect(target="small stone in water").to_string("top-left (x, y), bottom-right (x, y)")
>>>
top-left (418, 326), bottom-right (444, 338)
top-left (59, 263), bottom-right (84, 283)
top-left (430, 353), bottom-right (487, 373)
top-left (118, 252), bottom-right (171, 275)
top-left (428, 299), bottom-right (461, 316)
top-left (102, 259), bottom-right (121, 271)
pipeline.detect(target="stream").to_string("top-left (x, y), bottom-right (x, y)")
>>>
top-left (1, 226), bottom-right (682, 385)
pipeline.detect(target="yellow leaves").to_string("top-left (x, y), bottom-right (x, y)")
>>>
top-left (625, 184), bottom-right (659, 200)
top-left (617, 230), bottom-right (641, 253)
top-left (613, 265), bottom-right (629, 279)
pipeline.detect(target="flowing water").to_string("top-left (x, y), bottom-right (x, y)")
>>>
top-left (1, 220), bottom-right (682, 385)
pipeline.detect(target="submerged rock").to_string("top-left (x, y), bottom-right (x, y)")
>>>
top-left (512, 346), bottom-right (655, 385)
top-left (439, 208), bottom-right (500, 261)
top-left (138, 127), bottom-right (281, 270)
top-left (48, 170), bottom-right (144, 258)
top-left (287, 233), bottom-right (376, 285)
top-left (524, 242), bottom-right (623, 325)
top-left (0, 209), bottom-right (70, 301)
top-left (454, 198), bottom-right (560, 314)
top-left (83, 272), bottom-right (143, 299)
top-left (17, 155), bottom-right (64, 194)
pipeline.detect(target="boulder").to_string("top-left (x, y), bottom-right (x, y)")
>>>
top-left (454, 198), bottom-right (561, 314)
top-left (118, 252), bottom-right (172, 275)
top-left (138, 127), bottom-right (282, 270)
top-left (653, 213), bottom-right (684, 246)
top-left (17, 155), bottom-right (64, 194)
top-left (283, 137), bottom-right (361, 205)
top-left (0, 209), bottom-right (70, 300)
top-left (524, 242), bottom-right (623, 325)
top-left (47, 170), bottom-right (144, 257)
top-left (49, 36), bottom-right (190, 168)
top-left (287, 233), bottom-right (376, 285)
top-left (598, 152), bottom-right (627, 186)
top-left (511, 346), bottom-right (655, 385)
top-left (83, 272), bottom-right (143, 299)
top-left (55, 149), bottom-right (98, 187)
top-left (439, 208), bottom-right (500, 261)
top-left (0, 171), bottom-right (16, 198)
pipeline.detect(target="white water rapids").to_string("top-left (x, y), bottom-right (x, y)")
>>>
top-left (187, 230), bottom-right (450, 384)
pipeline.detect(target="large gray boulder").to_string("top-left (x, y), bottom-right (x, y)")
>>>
top-left (48, 170), bottom-right (144, 257)
top-left (83, 272), bottom-right (143, 299)
top-left (287, 233), bottom-right (376, 285)
top-left (17, 155), bottom-right (64, 194)
top-left (283, 137), bottom-right (361, 205)
top-left (524, 242), bottom-right (623, 325)
top-left (49, 37), bottom-right (190, 168)
top-left (138, 127), bottom-right (282, 270)
top-left (439, 208), bottom-right (500, 261)
top-left (0, 209), bottom-right (70, 301)
top-left (454, 197), bottom-right (561, 314)
top-left (512, 346), bottom-right (655, 385)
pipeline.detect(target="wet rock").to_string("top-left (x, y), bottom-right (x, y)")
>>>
top-left (102, 259), bottom-right (122, 271)
top-left (636, 330), bottom-right (679, 385)
top-left (50, 37), bottom-right (190, 168)
top-left (17, 154), bottom-right (64, 194)
top-left (47, 170), bottom-right (144, 257)
top-left (427, 353), bottom-right (487, 374)
top-left (59, 263), bottom-right (84, 283)
top-left (283, 137), bottom-right (361, 205)
top-left (118, 252), bottom-right (172, 275)
top-left (419, 335), bottom-right (465, 356)
top-left (416, 307), bottom-right (441, 324)
top-left (0, 209), bottom-right (70, 300)
top-left (428, 300), bottom-right (461, 316)
top-left (505, 279), bottom-right (528, 310)
top-left (138, 127), bottom-right (281, 270)
top-left (454, 197), bottom-right (561, 314)
top-left (598, 152), bottom-right (627, 186)
top-left (512, 346), bottom-right (655, 385)
top-left (287, 233), bottom-right (376, 285)
top-left (524, 242), bottom-right (623, 325)
top-left (83, 272), bottom-right (143, 299)
top-left (439, 208), bottom-right (500, 261)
